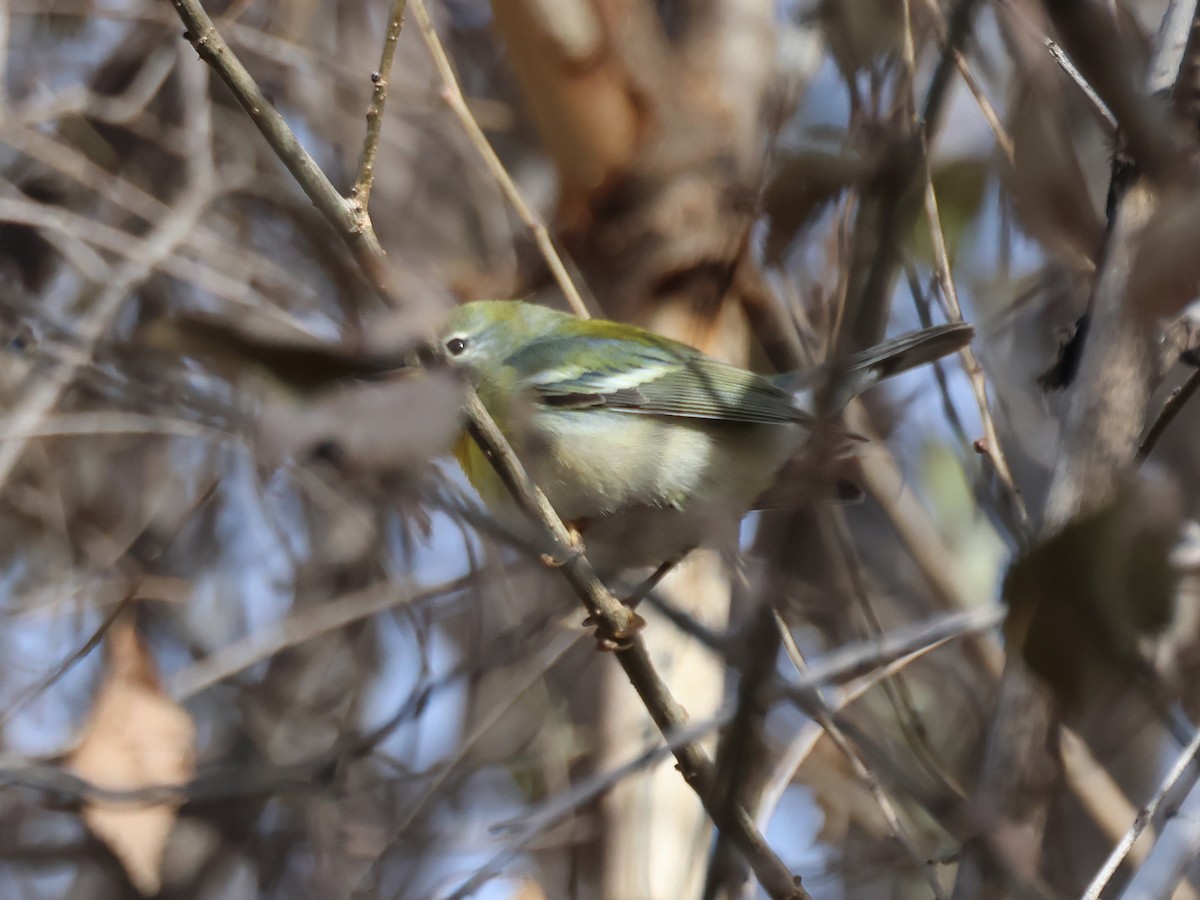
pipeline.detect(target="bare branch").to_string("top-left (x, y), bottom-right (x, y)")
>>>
top-left (1088, 724), bottom-right (1200, 899)
top-left (776, 611), bottom-right (950, 900)
top-left (409, 0), bottom-right (590, 319)
top-left (170, 575), bottom-right (470, 700)
top-left (902, 0), bottom-right (1028, 530)
top-left (167, 0), bottom-right (393, 294)
top-left (352, 0), bottom-right (408, 213)
top-left (0, 46), bottom-right (215, 493)
top-left (1139, 366), bottom-right (1200, 459)
top-left (459, 387), bottom-right (807, 899)
top-left (838, 0), bottom-right (983, 351)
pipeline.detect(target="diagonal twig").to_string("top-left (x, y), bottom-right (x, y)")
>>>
top-left (776, 610), bottom-right (950, 899)
top-left (1084, 724), bottom-right (1200, 899)
top-left (408, 0), bottom-right (590, 319)
top-left (352, 0), bottom-right (408, 212)
top-left (169, 0), bottom-right (393, 295)
top-left (460, 388), bottom-right (806, 899)
top-left (1138, 366), bottom-right (1200, 459)
top-left (900, 0), bottom-right (1028, 533)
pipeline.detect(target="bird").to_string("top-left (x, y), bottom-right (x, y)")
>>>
top-left (440, 300), bottom-right (974, 574)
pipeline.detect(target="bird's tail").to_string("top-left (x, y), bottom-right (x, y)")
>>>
top-left (779, 321), bottom-right (975, 413)
top-left (846, 321), bottom-right (974, 381)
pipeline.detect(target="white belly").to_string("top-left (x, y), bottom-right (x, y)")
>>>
top-left (524, 409), bottom-right (801, 571)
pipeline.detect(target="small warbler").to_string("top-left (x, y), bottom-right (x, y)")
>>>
top-left (442, 300), bottom-right (973, 572)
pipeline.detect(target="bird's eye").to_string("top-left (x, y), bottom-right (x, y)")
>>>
top-left (446, 336), bottom-right (469, 356)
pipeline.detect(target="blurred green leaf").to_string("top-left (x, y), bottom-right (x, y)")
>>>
top-left (139, 312), bottom-right (423, 398)
top-left (1003, 479), bottom-right (1179, 714)
top-left (911, 158), bottom-right (989, 265)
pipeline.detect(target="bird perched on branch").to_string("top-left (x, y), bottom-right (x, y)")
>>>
top-left (440, 300), bottom-right (973, 573)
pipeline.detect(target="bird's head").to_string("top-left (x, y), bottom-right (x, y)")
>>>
top-left (437, 300), bottom-right (566, 385)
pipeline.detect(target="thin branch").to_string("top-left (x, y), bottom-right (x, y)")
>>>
top-left (0, 590), bottom-right (134, 731)
top-left (901, 0), bottom-right (1028, 533)
top-left (408, 0), bottom-right (590, 319)
top-left (845, 403), bottom-right (1003, 662)
top-left (919, 0), bottom-right (985, 137)
top-left (0, 411), bottom-right (227, 443)
top-left (1057, 730), bottom-right (1162, 895)
top-left (922, 180), bottom-right (1028, 529)
top-left (346, 610), bottom-right (597, 896)
top-left (0, 195), bottom-right (303, 316)
top-left (781, 606), bottom-right (1004, 698)
top-left (446, 712), bottom-right (732, 900)
top-left (167, 0), bottom-right (394, 294)
top-left (1044, 37), bottom-right (1118, 130)
top-left (822, 503), bottom-right (969, 801)
top-left (0, 756), bottom-right (328, 808)
top-left (997, 0), bottom-right (1119, 130)
top-left (169, 575), bottom-right (471, 700)
top-left (776, 612), bottom-right (949, 900)
top-left (1138, 366), bottom-right (1200, 459)
top-left (459, 387), bottom-right (807, 900)
top-left (352, 0), bottom-right (407, 211)
top-left (0, 684), bottom-right (439, 810)
top-left (0, 46), bottom-right (214, 495)
top-left (906, 266), bottom-right (974, 447)
top-left (760, 612), bottom-right (997, 836)
top-left (387, 624), bottom-right (585, 836)
top-left (1038, 0), bottom-right (1187, 183)
top-left (1, 126), bottom-right (324, 308)
top-left (1084, 724), bottom-right (1200, 899)
top-left (838, 0), bottom-right (982, 352)
top-left (919, 0), bottom-right (1015, 166)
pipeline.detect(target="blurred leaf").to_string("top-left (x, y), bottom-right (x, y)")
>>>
top-left (256, 368), bottom-right (463, 471)
top-left (912, 158), bottom-right (989, 265)
top-left (137, 306), bottom-right (440, 398)
top-left (815, 0), bottom-right (905, 76)
top-left (764, 143), bottom-right (879, 261)
top-left (1128, 185), bottom-right (1200, 323)
top-left (138, 309), bottom-right (464, 472)
top-left (69, 616), bottom-right (196, 896)
top-left (1004, 79), bottom-right (1104, 270)
top-left (1003, 478), bottom-right (1180, 714)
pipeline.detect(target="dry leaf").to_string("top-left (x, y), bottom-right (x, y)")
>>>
top-left (69, 616), bottom-right (196, 895)
top-left (256, 368), bottom-right (462, 470)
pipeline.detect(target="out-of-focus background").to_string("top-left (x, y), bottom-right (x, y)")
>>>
top-left (4, 0), bottom-right (1200, 897)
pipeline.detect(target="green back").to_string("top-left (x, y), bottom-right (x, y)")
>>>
top-left (502, 331), bottom-right (806, 426)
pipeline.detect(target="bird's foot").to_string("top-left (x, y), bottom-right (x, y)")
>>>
top-left (583, 610), bottom-right (647, 651)
top-left (539, 521), bottom-right (586, 567)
